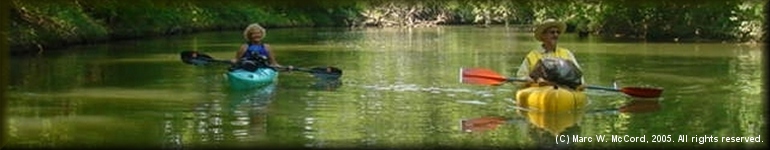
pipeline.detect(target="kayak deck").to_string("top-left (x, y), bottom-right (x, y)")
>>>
top-left (226, 67), bottom-right (278, 90)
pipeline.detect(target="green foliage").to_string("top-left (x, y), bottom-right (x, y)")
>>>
top-left (595, 0), bottom-right (764, 42)
top-left (10, 0), bottom-right (109, 50)
top-left (8, 0), bottom-right (765, 53)
top-left (732, 0), bottom-right (766, 42)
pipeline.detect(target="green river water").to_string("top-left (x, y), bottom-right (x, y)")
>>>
top-left (4, 26), bottom-right (765, 149)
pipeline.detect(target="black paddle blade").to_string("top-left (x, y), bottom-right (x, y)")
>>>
top-left (180, 51), bottom-right (215, 66)
top-left (308, 66), bottom-right (343, 79)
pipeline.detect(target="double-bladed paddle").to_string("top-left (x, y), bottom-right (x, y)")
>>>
top-left (459, 67), bottom-right (663, 98)
top-left (179, 50), bottom-right (343, 79)
top-left (180, 50), bottom-right (232, 65)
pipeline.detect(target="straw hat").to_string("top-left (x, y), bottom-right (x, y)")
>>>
top-left (534, 19), bottom-right (567, 41)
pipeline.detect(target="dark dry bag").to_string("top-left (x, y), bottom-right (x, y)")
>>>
top-left (529, 57), bottom-right (583, 89)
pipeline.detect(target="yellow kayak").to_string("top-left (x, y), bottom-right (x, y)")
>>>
top-left (515, 83), bottom-right (587, 113)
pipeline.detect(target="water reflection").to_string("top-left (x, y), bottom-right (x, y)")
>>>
top-left (312, 78), bottom-right (343, 91)
top-left (525, 112), bottom-right (583, 150)
top-left (726, 45), bottom-right (763, 141)
top-left (587, 97), bottom-right (663, 115)
top-left (162, 83), bottom-right (277, 149)
top-left (227, 83), bottom-right (276, 143)
top-left (460, 110), bottom-right (585, 149)
top-left (5, 27), bottom-right (764, 149)
top-left (461, 97), bottom-right (663, 149)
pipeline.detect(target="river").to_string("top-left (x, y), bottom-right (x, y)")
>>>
top-left (4, 26), bottom-right (765, 149)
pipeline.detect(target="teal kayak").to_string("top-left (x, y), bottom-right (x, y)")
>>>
top-left (226, 67), bottom-right (278, 90)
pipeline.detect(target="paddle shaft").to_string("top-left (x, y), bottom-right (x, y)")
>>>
top-left (460, 67), bottom-right (661, 98)
top-left (466, 73), bottom-right (617, 92)
top-left (506, 77), bottom-right (620, 92)
top-left (461, 73), bottom-right (529, 83)
top-left (274, 66), bottom-right (311, 73)
top-left (210, 58), bottom-right (233, 64)
top-left (191, 54), bottom-right (298, 71)
top-left (467, 73), bottom-right (629, 92)
top-left (585, 85), bottom-right (621, 92)
top-left (192, 55), bottom-right (232, 64)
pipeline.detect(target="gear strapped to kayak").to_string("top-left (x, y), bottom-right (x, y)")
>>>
top-left (529, 57), bottom-right (583, 89)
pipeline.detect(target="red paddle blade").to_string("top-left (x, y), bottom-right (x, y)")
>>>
top-left (460, 68), bottom-right (508, 86)
top-left (620, 87), bottom-right (664, 98)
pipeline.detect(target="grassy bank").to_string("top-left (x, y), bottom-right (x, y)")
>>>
top-left (8, 0), bottom-right (766, 54)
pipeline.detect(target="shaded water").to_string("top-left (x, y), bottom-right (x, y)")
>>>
top-left (4, 26), bottom-right (765, 149)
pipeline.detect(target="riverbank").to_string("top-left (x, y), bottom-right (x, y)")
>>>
top-left (8, 0), bottom-right (766, 55)
top-left (9, 0), bottom-right (337, 54)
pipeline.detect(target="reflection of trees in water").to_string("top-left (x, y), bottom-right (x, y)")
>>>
top-left (728, 47), bottom-right (763, 140)
top-left (163, 84), bottom-right (277, 149)
top-left (6, 95), bottom-right (81, 148)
